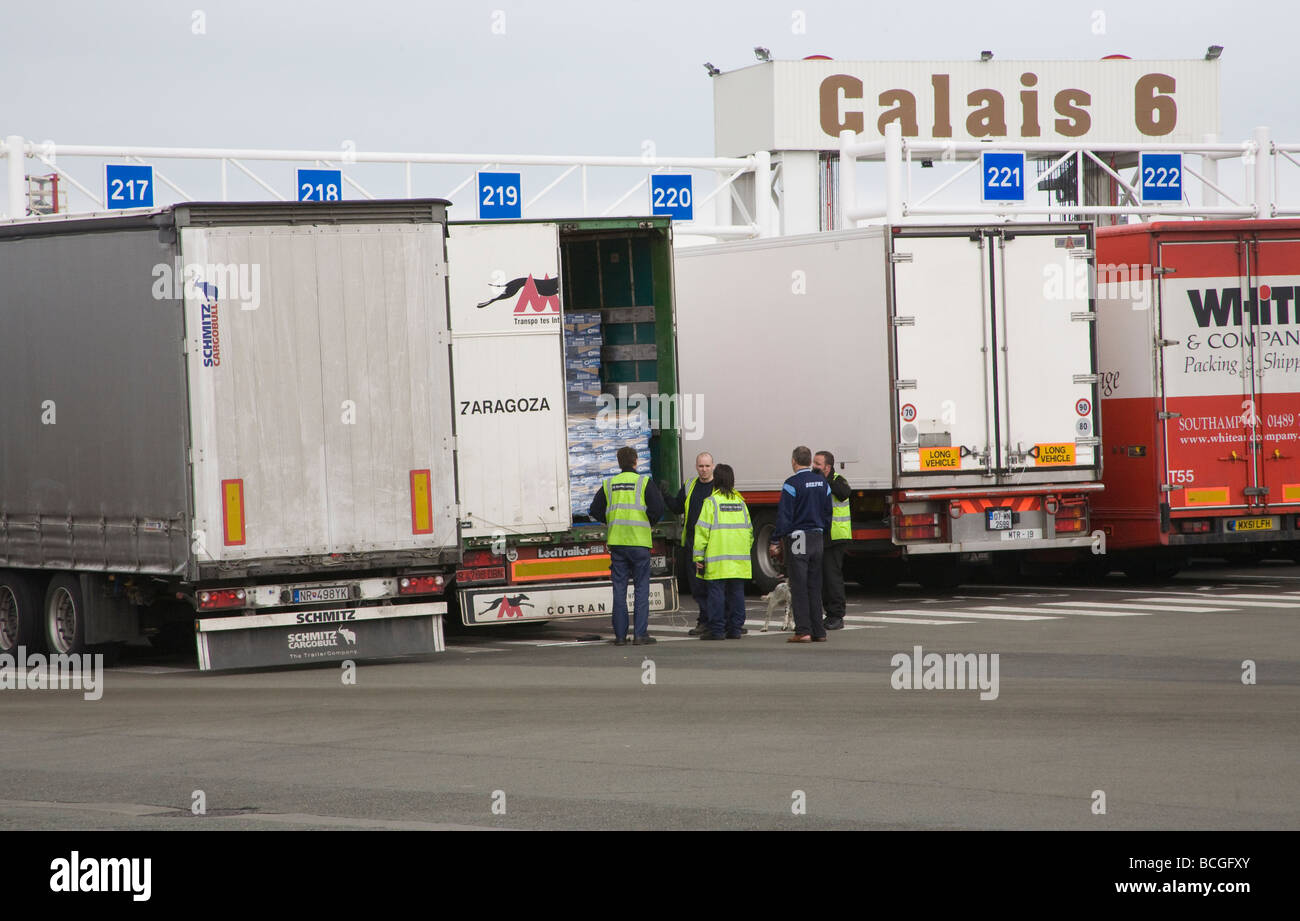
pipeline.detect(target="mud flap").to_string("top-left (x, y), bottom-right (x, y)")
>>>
top-left (195, 603), bottom-right (446, 671)
top-left (459, 577), bottom-right (679, 626)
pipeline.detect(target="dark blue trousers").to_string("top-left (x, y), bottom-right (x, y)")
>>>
top-left (705, 578), bottom-right (746, 638)
top-left (610, 545), bottom-right (651, 640)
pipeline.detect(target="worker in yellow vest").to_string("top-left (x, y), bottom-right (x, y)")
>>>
top-left (814, 450), bottom-right (852, 630)
top-left (692, 464), bottom-right (753, 640)
top-left (590, 445), bottom-right (665, 646)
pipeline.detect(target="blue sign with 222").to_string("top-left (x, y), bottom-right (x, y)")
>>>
top-left (1139, 153), bottom-right (1182, 203)
top-left (981, 152), bottom-right (1025, 203)
top-left (298, 169), bottom-right (342, 202)
top-left (478, 171), bottom-right (521, 219)
top-left (649, 175), bottom-right (692, 221)
top-left (105, 164), bottom-right (154, 210)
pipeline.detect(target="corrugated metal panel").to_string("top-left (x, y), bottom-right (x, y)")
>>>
top-left (0, 226), bottom-right (191, 573)
top-left (184, 222), bottom-right (457, 562)
top-left (447, 222), bottom-right (570, 537)
top-left (173, 199), bottom-right (449, 228)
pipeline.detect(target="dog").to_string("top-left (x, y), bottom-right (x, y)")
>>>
top-left (760, 581), bottom-right (794, 633)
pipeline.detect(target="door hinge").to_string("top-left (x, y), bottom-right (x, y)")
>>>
top-left (1243, 486), bottom-right (1270, 496)
top-left (1160, 484), bottom-right (1183, 492)
top-left (1067, 249), bottom-right (1095, 260)
top-left (894, 379), bottom-right (917, 390)
top-left (1158, 411), bottom-right (1181, 420)
top-left (892, 315), bottom-right (916, 326)
top-left (1075, 437), bottom-right (1101, 446)
top-left (1157, 338), bottom-right (1180, 347)
top-left (890, 252), bottom-right (913, 263)
top-left (1153, 266), bottom-right (1176, 276)
top-left (1073, 374), bottom-right (1098, 384)
top-left (1070, 312), bottom-right (1096, 322)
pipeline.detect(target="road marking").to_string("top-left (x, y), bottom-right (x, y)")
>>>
top-left (1204, 593), bottom-right (1300, 602)
top-left (883, 609), bottom-right (1059, 621)
top-left (974, 605), bottom-right (1152, 617)
top-left (1041, 601), bottom-right (1229, 613)
top-left (1120, 596), bottom-right (1286, 608)
top-left (844, 614), bottom-right (973, 626)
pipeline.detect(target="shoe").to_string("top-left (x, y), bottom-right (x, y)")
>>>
top-left (824, 617), bottom-right (844, 630)
top-left (812, 636), bottom-right (828, 642)
top-left (740, 627), bottom-right (749, 634)
top-left (725, 633), bottom-right (742, 639)
top-left (787, 634), bottom-right (812, 644)
top-left (687, 625), bottom-right (708, 636)
top-left (613, 638), bottom-right (627, 646)
top-left (700, 633), bottom-right (725, 641)
top-left (632, 636), bottom-right (657, 645)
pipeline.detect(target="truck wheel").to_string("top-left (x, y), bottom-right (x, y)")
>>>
top-left (1122, 556), bottom-right (1182, 583)
top-left (913, 558), bottom-right (964, 591)
top-left (44, 574), bottom-right (88, 656)
top-left (0, 571), bottom-right (46, 654)
top-left (748, 511), bottom-right (782, 594)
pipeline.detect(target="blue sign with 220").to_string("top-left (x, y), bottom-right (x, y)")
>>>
top-left (650, 175), bottom-right (692, 221)
top-left (981, 152), bottom-right (1025, 203)
top-left (478, 171), bottom-right (521, 219)
top-left (298, 169), bottom-right (342, 202)
top-left (1139, 153), bottom-right (1182, 203)
top-left (105, 164), bottom-right (154, 210)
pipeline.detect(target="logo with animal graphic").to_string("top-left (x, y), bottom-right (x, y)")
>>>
top-left (479, 594), bottom-right (534, 620)
top-left (477, 275), bottom-right (560, 315)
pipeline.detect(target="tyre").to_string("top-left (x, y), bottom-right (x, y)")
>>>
top-left (912, 557), bottom-right (965, 591)
top-left (748, 509), bottom-right (782, 594)
top-left (1121, 555), bottom-right (1182, 583)
top-left (44, 574), bottom-right (88, 656)
top-left (0, 570), bottom-right (46, 654)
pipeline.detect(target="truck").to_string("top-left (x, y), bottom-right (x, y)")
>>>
top-left (1091, 219), bottom-right (1300, 575)
top-left (0, 202), bottom-right (682, 670)
top-left (672, 223), bottom-right (1104, 590)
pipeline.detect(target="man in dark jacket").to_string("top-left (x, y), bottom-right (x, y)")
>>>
top-left (770, 445), bottom-right (833, 642)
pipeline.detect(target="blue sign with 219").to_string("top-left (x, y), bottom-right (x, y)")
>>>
top-left (297, 169), bottom-right (342, 202)
top-left (981, 152), bottom-right (1025, 203)
top-left (105, 164), bottom-right (154, 210)
top-left (649, 175), bottom-right (692, 221)
top-left (478, 171), bottom-right (521, 219)
top-left (1139, 153), bottom-right (1182, 203)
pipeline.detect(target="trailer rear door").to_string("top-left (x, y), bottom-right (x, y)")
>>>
top-left (183, 222), bottom-right (459, 562)
top-left (447, 222), bottom-right (570, 538)
top-left (1157, 238), bottom-right (1254, 511)
top-left (1250, 235), bottom-right (1300, 510)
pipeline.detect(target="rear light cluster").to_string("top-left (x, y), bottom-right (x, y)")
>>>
top-left (1054, 501), bottom-right (1088, 534)
top-left (399, 574), bottom-right (446, 596)
top-left (460, 549), bottom-right (500, 568)
top-left (1176, 519), bottom-right (1212, 534)
top-left (198, 589), bottom-right (246, 610)
top-left (896, 512), bottom-right (943, 541)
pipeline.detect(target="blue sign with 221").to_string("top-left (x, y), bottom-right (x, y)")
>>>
top-left (981, 152), bottom-right (1025, 203)
top-left (105, 164), bottom-right (154, 210)
top-left (1139, 153), bottom-right (1182, 203)
top-left (649, 175), bottom-right (693, 221)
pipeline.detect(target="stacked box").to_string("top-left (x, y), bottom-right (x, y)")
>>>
top-left (564, 312), bottom-right (604, 415)
top-left (567, 410), bottom-right (654, 520)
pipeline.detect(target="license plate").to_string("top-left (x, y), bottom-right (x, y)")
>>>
top-left (1228, 517), bottom-right (1275, 532)
top-left (986, 508), bottom-right (1013, 531)
top-left (293, 585), bottom-right (351, 604)
top-left (1000, 528), bottom-right (1042, 541)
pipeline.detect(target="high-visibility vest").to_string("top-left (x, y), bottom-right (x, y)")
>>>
top-left (830, 473), bottom-right (851, 542)
top-left (683, 476), bottom-right (714, 528)
top-left (693, 491), bottom-right (753, 581)
top-left (603, 471), bottom-right (652, 548)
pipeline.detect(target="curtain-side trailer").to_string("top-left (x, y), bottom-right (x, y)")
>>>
top-left (673, 224), bottom-right (1103, 590)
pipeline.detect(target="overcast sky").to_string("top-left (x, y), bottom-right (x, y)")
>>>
top-left (3, 0), bottom-right (1296, 217)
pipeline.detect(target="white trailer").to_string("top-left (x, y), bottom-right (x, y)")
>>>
top-left (673, 223), bottom-right (1103, 589)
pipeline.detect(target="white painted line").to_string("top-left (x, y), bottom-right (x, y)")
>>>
top-left (1204, 593), bottom-right (1300, 602)
top-left (1042, 601), bottom-right (1229, 613)
top-left (1122, 596), bottom-right (1287, 608)
top-left (974, 605), bottom-right (1152, 618)
top-left (882, 609), bottom-right (1060, 621)
top-left (844, 614), bottom-right (974, 626)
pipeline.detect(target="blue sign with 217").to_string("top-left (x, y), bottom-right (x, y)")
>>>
top-left (105, 164), bottom-right (154, 210)
top-left (981, 152), bottom-right (1025, 203)
top-left (1139, 153), bottom-right (1182, 203)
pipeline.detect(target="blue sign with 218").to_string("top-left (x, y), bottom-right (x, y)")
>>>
top-left (478, 171), bottom-right (522, 219)
top-left (297, 169), bottom-right (342, 202)
top-left (1139, 153), bottom-right (1182, 203)
top-left (105, 164), bottom-right (154, 210)
top-left (981, 152), bottom-right (1025, 203)
top-left (649, 175), bottom-right (693, 221)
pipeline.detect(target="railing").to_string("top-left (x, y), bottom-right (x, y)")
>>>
top-left (0, 135), bottom-right (772, 239)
